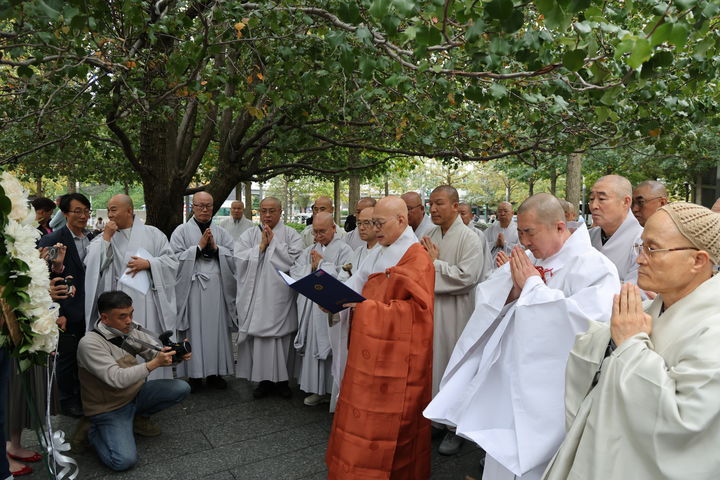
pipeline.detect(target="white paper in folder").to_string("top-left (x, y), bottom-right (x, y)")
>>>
top-left (119, 248), bottom-right (152, 294)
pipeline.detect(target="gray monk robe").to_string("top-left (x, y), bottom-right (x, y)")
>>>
top-left (425, 216), bottom-right (488, 396)
top-left (543, 273), bottom-right (720, 480)
top-left (170, 220), bottom-right (237, 379)
top-left (218, 216), bottom-right (255, 241)
top-left (290, 237), bottom-right (353, 395)
top-left (235, 221), bottom-right (304, 382)
top-left (84, 218), bottom-right (179, 380)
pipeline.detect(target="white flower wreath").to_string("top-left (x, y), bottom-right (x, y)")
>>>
top-left (0, 172), bottom-right (59, 369)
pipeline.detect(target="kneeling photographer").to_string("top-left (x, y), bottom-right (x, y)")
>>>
top-left (76, 291), bottom-right (191, 471)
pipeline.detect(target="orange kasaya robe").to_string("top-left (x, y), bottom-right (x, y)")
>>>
top-left (326, 243), bottom-right (435, 480)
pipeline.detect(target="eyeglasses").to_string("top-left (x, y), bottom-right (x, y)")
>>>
top-left (357, 220), bottom-right (373, 228)
top-left (192, 204), bottom-right (213, 211)
top-left (68, 209), bottom-right (91, 216)
top-left (633, 243), bottom-right (699, 257)
top-left (632, 196), bottom-right (664, 208)
top-left (371, 217), bottom-right (398, 228)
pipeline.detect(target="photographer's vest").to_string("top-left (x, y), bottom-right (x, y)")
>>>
top-left (77, 330), bottom-right (146, 416)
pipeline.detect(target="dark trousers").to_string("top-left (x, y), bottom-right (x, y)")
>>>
top-left (0, 348), bottom-right (11, 478)
top-left (57, 331), bottom-right (83, 406)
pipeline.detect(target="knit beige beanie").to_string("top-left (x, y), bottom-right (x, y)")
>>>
top-left (659, 202), bottom-right (720, 264)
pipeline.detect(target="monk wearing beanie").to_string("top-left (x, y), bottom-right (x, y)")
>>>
top-left (543, 202), bottom-right (720, 480)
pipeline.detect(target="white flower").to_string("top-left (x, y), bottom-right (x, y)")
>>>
top-left (0, 173), bottom-right (30, 222)
top-left (31, 310), bottom-right (57, 336)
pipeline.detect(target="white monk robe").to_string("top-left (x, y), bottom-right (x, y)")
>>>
top-left (329, 227), bottom-right (418, 411)
top-left (424, 224), bottom-right (620, 480)
top-left (170, 220), bottom-right (236, 379)
top-left (425, 216), bottom-right (488, 396)
top-left (84, 218), bottom-right (179, 380)
top-left (413, 214), bottom-right (434, 240)
top-left (302, 223), bottom-right (346, 247)
top-left (589, 210), bottom-right (643, 284)
top-left (218, 216), bottom-right (255, 241)
top-left (544, 273), bottom-right (720, 480)
top-left (484, 220), bottom-right (520, 265)
top-left (343, 228), bottom-right (365, 251)
top-left (290, 237), bottom-right (353, 395)
top-left (235, 221), bottom-right (304, 382)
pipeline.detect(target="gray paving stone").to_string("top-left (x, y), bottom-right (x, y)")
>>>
top-left (14, 377), bottom-right (486, 480)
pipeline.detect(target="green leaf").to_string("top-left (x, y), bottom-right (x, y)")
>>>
top-left (536, 0), bottom-right (570, 30)
top-left (651, 22), bottom-right (673, 47)
top-left (562, 49), bottom-right (586, 71)
top-left (337, 2), bottom-right (361, 23)
top-left (416, 25), bottom-right (442, 47)
top-left (674, 0), bottom-right (695, 10)
top-left (627, 38), bottom-right (652, 68)
top-left (369, 0), bottom-right (390, 18)
top-left (356, 26), bottom-right (372, 44)
top-left (466, 19), bottom-right (486, 42)
top-left (669, 23), bottom-right (689, 48)
top-left (486, 0), bottom-right (514, 20)
top-left (573, 21), bottom-right (591, 34)
top-left (17, 65), bottom-right (34, 78)
top-left (489, 83), bottom-right (508, 98)
top-left (500, 10), bottom-right (524, 33)
top-left (392, 0), bottom-right (415, 16)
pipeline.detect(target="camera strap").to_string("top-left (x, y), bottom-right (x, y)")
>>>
top-left (91, 326), bottom-right (162, 353)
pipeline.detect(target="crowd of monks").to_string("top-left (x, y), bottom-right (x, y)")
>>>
top-left (70, 174), bottom-right (720, 479)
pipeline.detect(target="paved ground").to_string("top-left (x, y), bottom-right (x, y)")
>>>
top-left (20, 377), bottom-right (485, 480)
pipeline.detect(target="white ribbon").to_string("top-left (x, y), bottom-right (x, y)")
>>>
top-left (45, 353), bottom-right (79, 480)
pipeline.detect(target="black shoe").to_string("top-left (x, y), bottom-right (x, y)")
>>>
top-left (206, 375), bottom-right (227, 390)
top-left (275, 380), bottom-right (292, 399)
top-left (188, 378), bottom-right (204, 393)
top-left (253, 380), bottom-right (273, 399)
top-left (431, 425), bottom-right (446, 440)
top-left (60, 399), bottom-right (84, 418)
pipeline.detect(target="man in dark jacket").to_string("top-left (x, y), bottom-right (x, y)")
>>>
top-left (38, 193), bottom-right (94, 417)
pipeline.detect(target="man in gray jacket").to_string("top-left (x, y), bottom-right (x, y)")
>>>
top-left (76, 291), bottom-right (191, 471)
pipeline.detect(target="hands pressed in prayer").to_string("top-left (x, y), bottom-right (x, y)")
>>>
top-left (259, 224), bottom-right (274, 253)
top-left (420, 236), bottom-right (439, 261)
top-left (495, 251), bottom-right (510, 268)
top-left (310, 250), bottom-right (324, 271)
top-left (103, 220), bottom-right (118, 241)
top-left (611, 283), bottom-right (652, 347)
top-left (198, 228), bottom-right (212, 250)
top-left (495, 232), bottom-right (505, 248)
top-left (126, 256), bottom-right (151, 277)
top-left (509, 246), bottom-right (540, 290)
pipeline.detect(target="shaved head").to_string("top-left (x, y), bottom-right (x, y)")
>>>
top-left (194, 191), bottom-right (213, 204)
top-left (231, 200), bottom-right (244, 208)
top-left (357, 207), bottom-right (377, 245)
top-left (192, 191), bottom-right (214, 223)
top-left (260, 196), bottom-right (282, 209)
top-left (313, 211), bottom-right (334, 229)
top-left (356, 197), bottom-right (376, 215)
top-left (401, 192), bottom-right (424, 229)
top-left (634, 180), bottom-right (667, 198)
top-left (559, 199), bottom-right (577, 222)
top-left (401, 192), bottom-right (422, 204)
top-left (595, 175), bottom-right (632, 198)
top-left (109, 194), bottom-right (133, 209)
top-left (259, 197), bottom-right (282, 228)
top-left (712, 198), bottom-right (720, 213)
top-left (518, 193), bottom-right (565, 226)
top-left (374, 196), bottom-right (409, 246)
top-left (431, 185), bottom-right (460, 204)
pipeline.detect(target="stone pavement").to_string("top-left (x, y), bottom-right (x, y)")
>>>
top-left (20, 377), bottom-right (485, 480)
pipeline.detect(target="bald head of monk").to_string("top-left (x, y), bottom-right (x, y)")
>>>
top-left (230, 200), bottom-right (245, 220)
top-left (107, 194), bottom-right (134, 229)
top-left (192, 192), bottom-right (214, 223)
top-left (312, 196), bottom-right (334, 219)
top-left (458, 202), bottom-right (474, 226)
top-left (401, 192), bottom-right (425, 230)
top-left (355, 197), bottom-right (376, 216)
top-left (632, 180), bottom-right (668, 227)
top-left (517, 193), bottom-right (570, 260)
top-left (589, 175), bottom-right (633, 236)
top-left (496, 201), bottom-right (514, 228)
top-left (312, 211), bottom-right (337, 246)
top-left (374, 196), bottom-right (409, 247)
top-left (259, 197), bottom-right (282, 229)
top-left (357, 207), bottom-right (377, 246)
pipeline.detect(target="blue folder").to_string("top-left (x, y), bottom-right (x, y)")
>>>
top-left (277, 268), bottom-right (366, 314)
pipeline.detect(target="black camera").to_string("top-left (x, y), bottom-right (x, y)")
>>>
top-left (158, 331), bottom-right (191, 363)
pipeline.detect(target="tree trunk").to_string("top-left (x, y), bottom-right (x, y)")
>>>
top-left (66, 177), bottom-right (76, 193)
top-left (348, 175), bottom-right (360, 215)
top-left (333, 176), bottom-right (341, 225)
top-left (244, 182), bottom-right (252, 219)
top-left (566, 153), bottom-right (582, 208)
top-left (282, 176), bottom-right (290, 223)
top-left (549, 167), bottom-right (558, 196)
top-left (528, 178), bottom-right (535, 196)
top-left (235, 182), bottom-right (243, 201)
top-left (384, 175), bottom-right (389, 197)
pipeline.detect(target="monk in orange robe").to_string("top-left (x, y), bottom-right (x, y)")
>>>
top-left (326, 196), bottom-right (435, 479)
